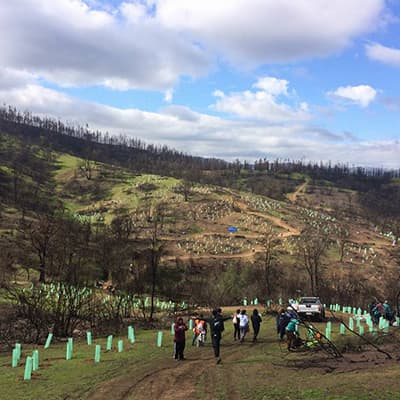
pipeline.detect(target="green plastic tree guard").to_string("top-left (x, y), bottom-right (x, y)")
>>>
top-left (12, 348), bottom-right (19, 368)
top-left (66, 342), bottom-right (72, 360)
top-left (44, 333), bottom-right (53, 349)
top-left (189, 319), bottom-right (193, 330)
top-left (384, 320), bottom-right (390, 333)
top-left (359, 325), bottom-right (365, 335)
top-left (106, 335), bottom-right (113, 351)
top-left (349, 317), bottom-right (354, 331)
top-left (340, 323), bottom-right (345, 335)
top-left (171, 323), bottom-right (175, 334)
top-left (254, 298), bottom-right (258, 305)
top-left (128, 326), bottom-right (134, 342)
top-left (23, 356), bottom-right (33, 381)
top-left (87, 332), bottom-right (92, 346)
top-left (94, 345), bottom-right (101, 363)
top-left (326, 321), bottom-right (332, 331)
top-left (32, 350), bottom-right (39, 371)
top-left (157, 331), bottom-right (163, 347)
top-left (325, 327), bottom-right (331, 340)
top-left (243, 299), bottom-right (248, 306)
top-left (15, 343), bottom-right (21, 361)
top-left (68, 337), bottom-right (73, 353)
top-left (118, 340), bottom-right (123, 353)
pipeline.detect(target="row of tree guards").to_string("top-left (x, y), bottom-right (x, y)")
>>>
top-left (11, 300), bottom-right (397, 382)
top-left (13, 318), bottom-right (191, 381)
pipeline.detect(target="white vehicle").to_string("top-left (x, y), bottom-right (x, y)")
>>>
top-left (297, 297), bottom-right (325, 321)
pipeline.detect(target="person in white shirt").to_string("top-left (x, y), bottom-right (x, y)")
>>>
top-left (232, 309), bottom-right (241, 341)
top-left (239, 309), bottom-right (249, 343)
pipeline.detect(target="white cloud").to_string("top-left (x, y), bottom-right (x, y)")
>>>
top-left (0, 68), bottom-right (36, 90)
top-left (212, 77), bottom-right (310, 122)
top-left (156, 0), bottom-right (385, 65)
top-left (164, 89), bottom-right (174, 103)
top-left (0, 1), bottom-right (387, 94)
top-left (366, 43), bottom-right (400, 67)
top-left (0, 0), bottom-right (209, 91)
top-left (253, 77), bottom-right (288, 96)
top-left (2, 82), bottom-right (398, 168)
top-left (329, 85), bottom-right (377, 108)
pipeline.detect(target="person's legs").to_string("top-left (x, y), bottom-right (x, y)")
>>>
top-left (253, 326), bottom-right (260, 341)
top-left (175, 341), bottom-right (184, 360)
top-left (234, 323), bottom-right (239, 340)
top-left (192, 333), bottom-right (198, 346)
top-left (240, 327), bottom-right (246, 342)
top-left (180, 340), bottom-right (186, 360)
top-left (212, 334), bottom-right (221, 358)
top-left (174, 342), bottom-right (179, 360)
top-left (286, 331), bottom-right (294, 350)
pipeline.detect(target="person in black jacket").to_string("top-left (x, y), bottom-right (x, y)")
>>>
top-left (251, 309), bottom-right (262, 342)
top-left (209, 308), bottom-right (230, 364)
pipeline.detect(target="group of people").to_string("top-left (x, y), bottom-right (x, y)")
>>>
top-left (173, 308), bottom-right (263, 364)
top-left (369, 300), bottom-right (396, 325)
top-left (232, 309), bottom-right (262, 343)
top-left (276, 307), bottom-right (300, 351)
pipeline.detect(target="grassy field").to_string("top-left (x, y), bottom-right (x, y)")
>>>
top-left (2, 312), bottom-right (400, 400)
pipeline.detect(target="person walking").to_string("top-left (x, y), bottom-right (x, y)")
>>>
top-left (192, 317), bottom-right (200, 346)
top-left (174, 317), bottom-right (188, 360)
top-left (285, 317), bottom-right (299, 351)
top-left (277, 308), bottom-right (291, 340)
top-left (232, 309), bottom-right (241, 341)
top-left (209, 308), bottom-right (230, 364)
top-left (251, 309), bottom-right (262, 342)
top-left (239, 309), bottom-right (249, 343)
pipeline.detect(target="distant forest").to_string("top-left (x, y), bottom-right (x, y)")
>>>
top-left (1, 105), bottom-right (399, 200)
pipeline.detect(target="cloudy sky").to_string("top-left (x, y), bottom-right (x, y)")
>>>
top-left (1, 0), bottom-right (400, 167)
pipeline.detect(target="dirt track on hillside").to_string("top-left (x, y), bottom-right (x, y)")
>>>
top-left (287, 181), bottom-right (308, 203)
top-left (88, 343), bottom-right (244, 400)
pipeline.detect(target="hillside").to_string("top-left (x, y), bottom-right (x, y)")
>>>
top-left (0, 125), bottom-right (399, 308)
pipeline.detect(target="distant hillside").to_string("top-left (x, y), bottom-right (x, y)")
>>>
top-left (0, 107), bottom-right (399, 308)
top-left (2, 106), bottom-right (399, 202)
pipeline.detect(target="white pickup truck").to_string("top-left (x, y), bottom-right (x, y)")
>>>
top-left (296, 297), bottom-right (325, 321)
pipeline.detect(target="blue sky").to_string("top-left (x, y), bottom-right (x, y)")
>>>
top-left (0, 0), bottom-right (399, 166)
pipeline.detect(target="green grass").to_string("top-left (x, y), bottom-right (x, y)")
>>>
top-left (0, 328), bottom-right (175, 400)
top-left (2, 314), bottom-right (400, 399)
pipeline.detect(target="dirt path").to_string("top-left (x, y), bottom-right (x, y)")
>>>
top-left (287, 181), bottom-right (308, 203)
top-left (246, 210), bottom-right (299, 237)
top-left (88, 343), bottom-right (244, 400)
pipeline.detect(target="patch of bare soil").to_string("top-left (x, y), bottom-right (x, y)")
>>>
top-left (278, 343), bottom-right (400, 375)
top-left (88, 342), bottom-right (246, 400)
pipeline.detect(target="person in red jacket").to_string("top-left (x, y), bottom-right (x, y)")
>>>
top-left (174, 317), bottom-right (188, 360)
